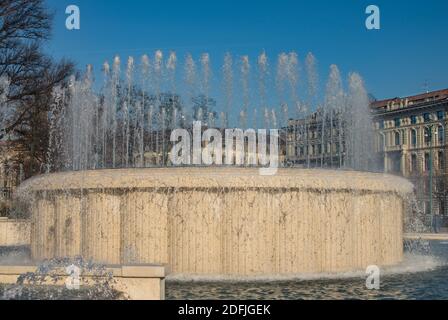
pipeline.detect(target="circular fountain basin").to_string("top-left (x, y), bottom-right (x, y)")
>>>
top-left (18, 168), bottom-right (413, 277)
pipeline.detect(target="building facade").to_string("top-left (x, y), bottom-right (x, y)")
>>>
top-left (285, 88), bottom-right (448, 229)
top-left (285, 109), bottom-right (346, 168)
top-left (371, 89), bottom-right (448, 228)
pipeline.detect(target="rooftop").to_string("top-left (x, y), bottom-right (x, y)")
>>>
top-left (371, 88), bottom-right (448, 110)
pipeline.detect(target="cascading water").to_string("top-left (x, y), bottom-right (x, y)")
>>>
top-left (43, 51), bottom-right (379, 173)
top-left (322, 64), bottom-right (344, 168)
top-left (346, 72), bottom-right (378, 171)
top-left (240, 55), bottom-right (250, 128)
top-left (304, 53), bottom-right (318, 168)
top-left (257, 52), bottom-right (269, 129)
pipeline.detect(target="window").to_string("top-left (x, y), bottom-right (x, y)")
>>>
top-left (424, 201), bottom-right (431, 215)
top-left (424, 127), bottom-right (432, 145)
top-left (394, 118), bottom-right (401, 127)
top-left (424, 113), bottom-right (431, 122)
top-left (379, 135), bottom-right (385, 152)
top-left (439, 151), bottom-right (445, 171)
top-left (411, 154), bottom-right (418, 173)
top-left (411, 130), bottom-right (417, 147)
top-left (378, 121), bottom-right (384, 129)
top-left (438, 126), bottom-right (445, 145)
top-left (425, 153), bottom-right (431, 172)
top-left (411, 115), bottom-right (417, 125)
top-left (394, 131), bottom-right (401, 146)
top-left (437, 111), bottom-right (445, 120)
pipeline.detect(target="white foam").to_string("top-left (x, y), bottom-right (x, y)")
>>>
top-left (381, 254), bottom-right (445, 275)
top-left (167, 253), bottom-right (447, 283)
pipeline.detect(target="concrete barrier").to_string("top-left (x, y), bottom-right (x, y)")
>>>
top-left (0, 218), bottom-right (30, 247)
top-left (0, 264), bottom-right (167, 300)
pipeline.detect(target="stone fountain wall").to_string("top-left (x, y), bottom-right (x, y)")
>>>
top-left (18, 168), bottom-right (414, 276)
top-left (0, 218), bottom-right (30, 247)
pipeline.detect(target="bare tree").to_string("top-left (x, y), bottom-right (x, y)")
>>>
top-left (0, 0), bottom-right (74, 178)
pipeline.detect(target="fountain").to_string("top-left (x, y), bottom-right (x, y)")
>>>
top-left (8, 51), bottom-right (413, 278)
top-left (19, 168), bottom-right (412, 276)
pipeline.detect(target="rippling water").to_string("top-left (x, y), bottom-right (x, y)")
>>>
top-left (166, 241), bottom-right (448, 300)
top-left (2, 241), bottom-right (448, 300)
top-left (166, 266), bottom-right (448, 300)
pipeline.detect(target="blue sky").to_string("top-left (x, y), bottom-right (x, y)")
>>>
top-left (44, 0), bottom-right (448, 100)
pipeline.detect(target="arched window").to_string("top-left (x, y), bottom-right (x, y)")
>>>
top-left (394, 131), bottom-right (401, 146)
top-left (411, 129), bottom-right (417, 147)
